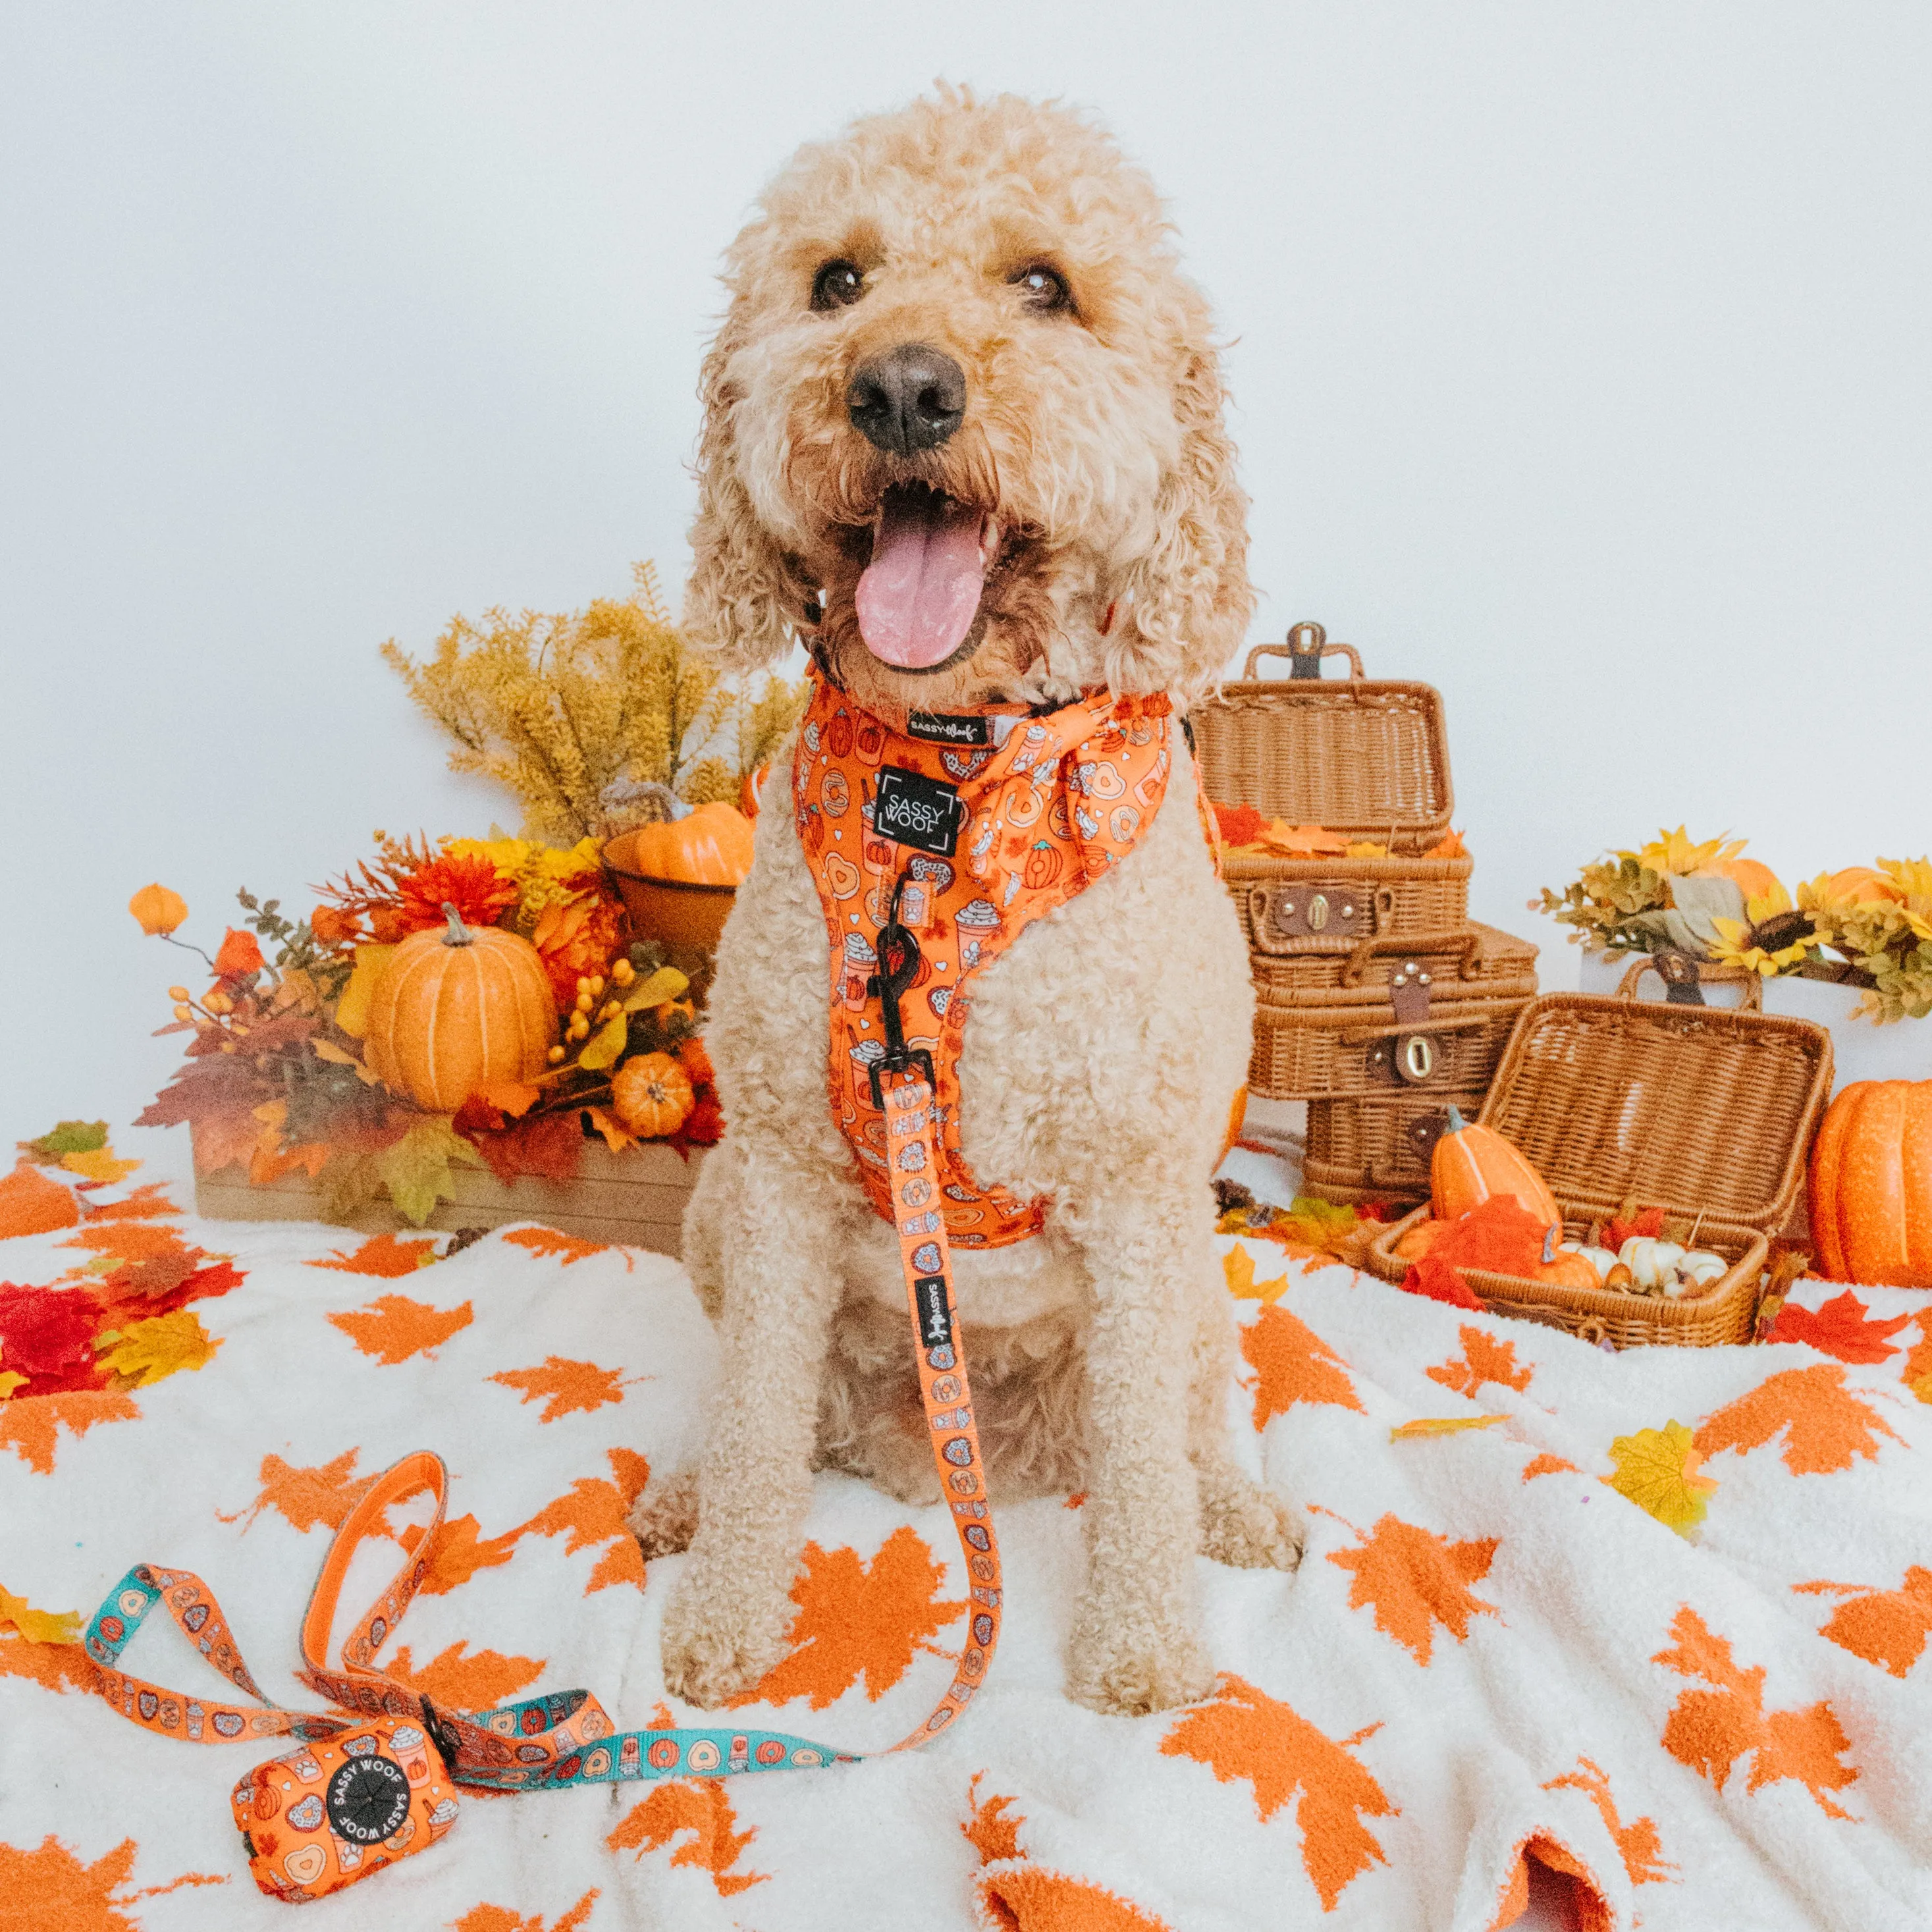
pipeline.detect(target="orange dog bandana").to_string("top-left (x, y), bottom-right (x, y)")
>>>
top-left (794, 672), bottom-right (1179, 1246)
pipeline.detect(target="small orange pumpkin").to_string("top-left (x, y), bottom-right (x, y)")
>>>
top-left (1700, 857), bottom-right (1782, 903)
top-left (363, 905), bottom-right (557, 1112)
top-left (617, 803), bottom-right (755, 887)
top-left (1808, 1079), bottom-right (1932, 1287)
top-left (1821, 866), bottom-right (1904, 907)
top-left (1534, 1251), bottom-right (1605, 1292)
top-left (610, 1052), bottom-right (695, 1139)
top-left (1430, 1106), bottom-right (1561, 1227)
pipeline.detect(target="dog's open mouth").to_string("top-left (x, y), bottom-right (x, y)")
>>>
top-left (853, 481), bottom-right (1001, 670)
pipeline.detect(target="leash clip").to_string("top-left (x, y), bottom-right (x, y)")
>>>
top-left (866, 872), bottom-right (936, 1108)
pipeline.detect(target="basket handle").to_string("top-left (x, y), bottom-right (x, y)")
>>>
top-left (1242, 621), bottom-right (1365, 682)
top-left (1340, 928), bottom-right (1484, 987)
top-left (1613, 955), bottom-right (1763, 1012)
top-left (1335, 1000), bottom-right (1525, 1046)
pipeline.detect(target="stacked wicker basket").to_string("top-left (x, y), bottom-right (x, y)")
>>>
top-left (1193, 623), bottom-right (1537, 1204)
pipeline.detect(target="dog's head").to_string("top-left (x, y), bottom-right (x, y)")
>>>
top-left (685, 89), bottom-right (1252, 719)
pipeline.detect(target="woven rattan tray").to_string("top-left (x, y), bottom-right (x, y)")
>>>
top-left (1364, 991), bottom-right (1835, 1346)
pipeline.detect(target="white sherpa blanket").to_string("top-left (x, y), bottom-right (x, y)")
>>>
top-left (3, 1145), bottom-right (1930, 1932)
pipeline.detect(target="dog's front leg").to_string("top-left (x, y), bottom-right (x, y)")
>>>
top-left (1059, 1187), bottom-right (1216, 1717)
top-left (660, 1147), bottom-right (842, 1708)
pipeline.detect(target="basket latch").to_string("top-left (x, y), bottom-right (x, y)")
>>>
top-left (1652, 950), bottom-right (1707, 1006)
top-left (1362, 959), bottom-right (1439, 1087)
top-left (1287, 620), bottom-right (1328, 678)
top-left (1405, 1108), bottom-right (1453, 1164)
top-left (1262, 880), bottom-right (1375, 942)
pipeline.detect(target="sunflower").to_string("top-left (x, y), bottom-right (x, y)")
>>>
top-left (1706, 898), bottom-right (1817, 979)
top-left (1625, 826), bottom-right (1747, 877)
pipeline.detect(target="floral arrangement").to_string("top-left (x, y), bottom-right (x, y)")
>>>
top-left (1536, 828), bottom-right (1932, 1023)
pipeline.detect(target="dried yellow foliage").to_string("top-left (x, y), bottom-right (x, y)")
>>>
top-left (1602, 1420), bottom-right (1719, 1536)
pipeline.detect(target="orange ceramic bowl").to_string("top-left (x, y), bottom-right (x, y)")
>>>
top-left (603, 832), bottom-right (739, 952)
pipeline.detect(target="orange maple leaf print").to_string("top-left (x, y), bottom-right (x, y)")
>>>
top-left (385, 1640), bottom-right (545, 1709)
top-left (978, 1867), bottom-right (1173, 1931)
top-left (1694, 1364), bottom-right (1902, 1476)
top-left (1794, 1568), bottom-right (1932, 1678)
top-left (221, 1449), bottom-right (382, 1534)
top-left (1521, 1454), bottom-right (1578, 1482)
top-left (1326, 1514), bottom-right (1500, 1665)
top-left (307, 1230), bottom-right (441, 1277)
top-left (1159, 1675), bottom-right (1395, 1911)
top-left (1766, 1290), bottom-right (1910, 1364)
top-left (732, 1526), bottom-right (965, 1711)
top-left (1653, 1606), bottom-right (1859, 1817)
top-left (510, 1448), bottom-right (652, 1594)
top-left (502, 1226), bottom-right (625, 1268)
top-left (0, 1836), bottom-right (225, 1929)
top-left (0, 1391), bottom-right (141, 1474)
top-left (962, 1772), bottom-right (1025, 1864)
top-left (1542, 1756), bottom-right (1673, 1885)
top-left (606, 1780), bottom-right (767, 1896)
top-left (326, 1294), bottom-right (473, 1364)
top-left (398, 1512), bottom-right (522, 1597)
top-left (450, 1892), bottom-right (600, 1932)
top-left (490, 1356), bottom-right (636, 1424)
top-left (1426, 1324), bottom-right (1532, 1399)
top-left (1240, 1304), bottom-right (1363, 1430)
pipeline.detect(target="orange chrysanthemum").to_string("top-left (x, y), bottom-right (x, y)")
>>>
top-left (392, 854), bottom-right (522, 936)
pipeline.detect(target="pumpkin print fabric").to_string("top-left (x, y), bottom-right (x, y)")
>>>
top-left (4, 1147), bottom-right (1932, 1929)
top-left (793, 672), bottom-right (1179, 1246)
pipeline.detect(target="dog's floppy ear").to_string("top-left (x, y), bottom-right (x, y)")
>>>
top-left (683, 317), bottom-right (811, 670)
top-left (1111, 336), bottom-right (1254, 704)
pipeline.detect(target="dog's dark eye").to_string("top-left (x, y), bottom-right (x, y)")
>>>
top-left (1011, 264), bottom-right (1072, 313)
top-left (811, 260), bottom-right (866, 311)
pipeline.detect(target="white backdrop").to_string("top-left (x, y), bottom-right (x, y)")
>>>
top-left (4, 3), bottom-right (1929, 1181)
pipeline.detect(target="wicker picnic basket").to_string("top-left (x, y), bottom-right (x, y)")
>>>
top-left (1302, 1092), bottom-right (1484, 1203)
top-left (1193, 622), bottom-right (1471, 956)
top-left (1362, 989), bottom-right (1835, 1347)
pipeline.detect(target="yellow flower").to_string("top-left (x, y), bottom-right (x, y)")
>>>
top-left (1742, 882), bottom-right (1793, 922)
top-left (1707, 916), bottom-right (1811, 979)
top-left (1626, 826), bottom-right (1746, 877)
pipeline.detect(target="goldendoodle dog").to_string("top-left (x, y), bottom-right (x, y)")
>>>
top-left (630, 87), bottom-right (1304, 1719)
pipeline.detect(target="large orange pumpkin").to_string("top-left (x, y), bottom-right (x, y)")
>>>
top-left (1430, 1106), bottom-right (1561, 1227)
top-left (363, 905), bottom-right (557, 1112)
top-left (1808, 1080), bottom-right (1932, 1287)
top-left (616, 802), bottom-right (755, 887)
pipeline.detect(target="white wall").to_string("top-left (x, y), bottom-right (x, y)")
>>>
top-left (4, 3), bottom-right (1929, 1184)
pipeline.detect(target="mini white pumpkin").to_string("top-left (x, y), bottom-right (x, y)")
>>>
top-left (1619, 1237), bottom-right (1687, 1291)
top-left (1680, 1250), bottom-right (1728, 1288)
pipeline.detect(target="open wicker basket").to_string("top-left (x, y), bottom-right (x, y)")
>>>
top-left (1362, 990), bottom-right (1835, 1347)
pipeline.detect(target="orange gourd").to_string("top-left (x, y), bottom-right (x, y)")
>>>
top-left (1430, 1106), bottom-right (1561, 1227)
top-left (1808, 1079), bottom-right (1932, 1287)
top-left (1535, 1251), bottom-right (1604, 1292)
top-left (364, 905), bottom-right (557, 1112)
top-left (610, 1052), bottom-right (695, 1138)
top-left (1822, 866), bottom-right (1904, 906)
top-left (1702, 857), bottom-right (1782, 903)
top-left (620, 803), bottom-right (755, 886)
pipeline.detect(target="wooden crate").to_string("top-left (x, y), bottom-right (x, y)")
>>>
top-left (192, 1136), bottom-right (707, 1258)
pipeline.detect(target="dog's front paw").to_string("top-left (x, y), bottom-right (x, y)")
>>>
top-left (1065, 1601), bottom-right (1215, 1718)
top-left (1198, 1473), bottom-right (1305, 1572)
top-left (660, 1564), bottom-right (793, 1709)
top-left (628, 1466), bottom-right (698, 1561)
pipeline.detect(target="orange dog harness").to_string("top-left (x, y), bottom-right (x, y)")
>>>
top-left (795, 672), bottom-right (1179, 1245)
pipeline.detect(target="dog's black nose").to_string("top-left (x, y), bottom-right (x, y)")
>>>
top-left (846, 344), bottom-right (965, 454)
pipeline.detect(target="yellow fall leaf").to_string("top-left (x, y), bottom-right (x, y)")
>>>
top-left (94, 1310), bottom-right (221, 1387)
top-left (59, 1148), bottom-right (140, 1185)
top-left (1344, 842), bottom-right (1389, 859)
top-left (309, 1036), bottom-right (363, 1067)
top-left (334, 944), bottom-right (397, 1038)
top-left (1223, 1242), bottom-right (1290, 1306)
top-left (585, 1105), bottom-right (637, 1154)
top-left (0, 1372), bottom-right (26, 1401)
top-left (622, 965), bottom-right (689, 1012)
top-left (577, 1013), bottom-right (631, 1072)
top-left (1390, 1415), bottom-right (1508, 1439)
top-left (0, 1584), bottom-right (83, 1647)
top-left (1602, 1420), bottom-right (1719, 1537)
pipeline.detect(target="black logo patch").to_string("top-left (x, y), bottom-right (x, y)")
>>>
top-left (907, 711), bottom-right (991, 747)
top-left (874, 766), bottom-right (966, 857)
top-left (915, 1274), bottom-right (952, 1349)
top-left (326, 1753), bottom-right (411, 1845)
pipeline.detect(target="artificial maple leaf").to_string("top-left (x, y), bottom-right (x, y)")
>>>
top-left (1767, 1291), bottom-right (1911, 1364)
top-left (59, 1148), bottom-right (141, 1186)
top-left (0, 1584), bottom-right (82, 1648)
top-left (1223, 1243), bottom-right (1291, 1306)
top-left (584, 1105), bottom-right (636, 1154)
top-left (1258, 822), bottom-right (1349, 856)
top-left (733, 1526), bottom-right (965, 1710)
top-left (1522, 1453), bottom-right (1579, 1482)
top-left (510, 1448), bottom-right (652, 1594)
top-left (82, 1183), bottom-right (181, 1223)
top-left (191, 1102), bottom-right (265, 1178)
top-left (1794, 1568), bottom-right (1932, 1678)
top-left (1694, 1364), bottom-right (1902, 1476)
top-left (306, 1230), bottom-right (441, 1277)
top-left (1159, 1675), bottom-right (1395, 1912)
top-left (606, 1780), bottom-right (767, 1896)
top-left (962, 1773), bottom-right (1025, 1864)
top-left (1426, 1324), bottom-right (1532, 1397)
top-left (325, 1295), bottom-right (473, 1364)
top-left (464, 1112), bottom-right (587, 1185)
top-left (1401, 1257), bottom-right (1488, 1311)
top-left (502, 1225), bottom-right (613, 1266)
top-left (1604, 1205), bottom-right (1665, 1252)
top-left (1904, 1324), bottom-right (1932, 1404)
top-left (450, 1891), bottom-right (601, 1932)
top-left (400, 1512), bottom-right (522, 1597)
top-left (1326, 1514), bottom-right (1501, 1664)
top-left (977, 1868), bottom-right (1173, 1931)
top-left (1240, 1303), bottom-right (1364, 1429)
top-left (1389, 1414), bottom-right (1507, 1439)
top-left (377, 1118), bottom-right (483, 1227)
top-left (93, 1310), bottom-right (220, 1387)
top-left (1542, 1757), bottom-right (1672, 1885)
top-left (0, 1372), bottom-right (24, 1400)
top-left (221, 1449), bottom-right (381, 1534)
top-left (0, 1159), bottom-right (83, 1239)
top-left (1425, 829), bottom-right (1468, 859)
top-left (1211, 801), bottom-right (1265, 847)
top-left (385, 1639), bottom-right (544, 1709)
top-left (0, 1284), bottom-right (104, 1390)
top-left (22, 1121), bottom-right (109, 1161)
top-left (490, 1356), bottom-right (634, 1424)
top-left (1601, 1421), bottom-right (1719, 1537)
top-left (0, 1391), bottom-right (140, 1474)
top-left (1653, 1606), bottom-right (1859, 1817)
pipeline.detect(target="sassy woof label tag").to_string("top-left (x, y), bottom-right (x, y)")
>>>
top-left (907, 711), bottom-right (992, 747)
top-left (875, 767), bottom-right (966, 857)
top-left (914, 1274), bottom-right (953, 1350)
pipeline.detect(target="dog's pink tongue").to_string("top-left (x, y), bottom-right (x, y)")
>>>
top-left (855, 491), bottom-right (986, 668)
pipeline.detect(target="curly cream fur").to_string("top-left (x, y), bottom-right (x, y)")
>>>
top-left (633, 89), bottom-right (1297, 1719)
